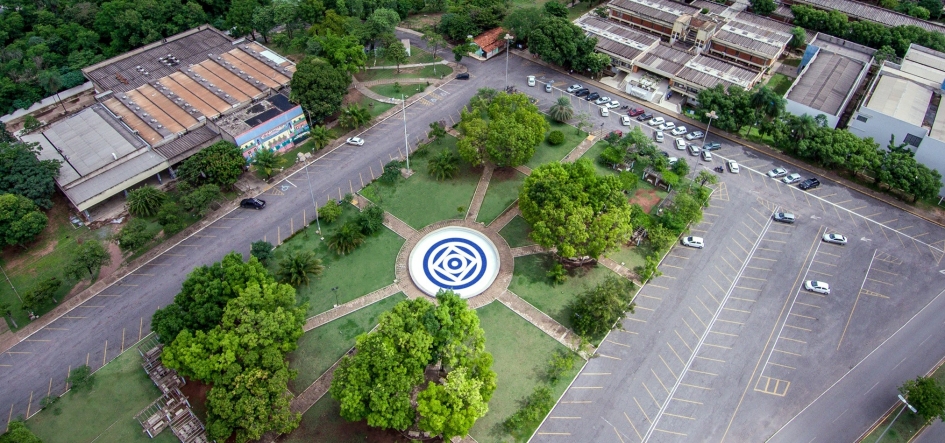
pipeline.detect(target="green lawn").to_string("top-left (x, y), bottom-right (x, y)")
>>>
top-left (568, 0), bottom-right (597, 19)
top-left (370, 47), bottom-right (441, 66)
top-left (766, 73), bottom-right (793, 96)
top-left (469, 302), bottom-right (582, 443)
top-left (360, 136), bottom-right (481, 230)
top-left (498, 216), bottom-right (536, 248)
top-left (509, 254), bottom-right (619, 330)
top-left (268, 204), bottom-right (404, 317)
top-left (27, 341), bottom-right (177, 443)
top-left (477, 169), bottom-right (526, 225)
top-left (782, 58), bottom-right (801, 67)
top-left (606, 243), bottom-right (652, 275)
top-left (526, 119), bottom-right (588, 169)
top-left (355, 64), bottom-right (453, 82)
top-left (288, 293), bottom-right (406, 394)
top-left (355, 94), bottom-right (395, 119)
top-left (368, 83), bottom-right (428, 99)
top-left (861, 362), bottom-right (945, 442)
top-left (581, 140), bottom-right (617, 176)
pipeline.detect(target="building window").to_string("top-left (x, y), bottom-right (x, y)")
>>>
top-left (903, 134), bottom-right (923, 147)
top-left (855, 115), bottom-right (869, 123)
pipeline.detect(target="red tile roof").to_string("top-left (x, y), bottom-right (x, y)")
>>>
top-left (474, 27), bottom-right (508, 53)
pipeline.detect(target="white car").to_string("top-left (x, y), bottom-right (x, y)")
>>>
top-left (687, 144), bottom-right (700, 156)
top-left (566, 84), bottom-right (582, 93)
top-left (527, 75), bottom-right (536, 86)
top-left (782, 173), bottom-right (802, 184)
top-left (621, 115), bottom-right (632, 126)
top-left (605, 100), bottom-right (621, 109)
top-left (727, 160), bottom-right (739, 173)
top-left (675, 138), bottom-right (686, 150)
top-left (823, 233), bottom-right (848, 245)
top-left (671, 126), bottom-right (688, 136)
top-left (804, 280), bottom-right (831, 295)
top-left (767, 168), bottom-right (787, 178)
top-left (701, 150), bottom-right (712, 162)
top-left (668, 156), bottom-right (679, 165)
top-left (346, 137), bottom-right (364, 146)
top-left (595, 96), bottom-right (611, 105)
top-left (682, 236), bottom-right (704, 249)
top-left (658, 122), bottom-right (676, 131)
top-left (648, 116), bottom-right (665, 126)
top-left (686, 130), bottom-right (704, 140)
top-left (654, 130), bottom-right (664, 143)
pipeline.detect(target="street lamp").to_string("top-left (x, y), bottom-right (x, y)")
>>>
top-left (331, 286), bottom-right (340, 308)
top-left (702, 110), bottom-right (718, 147)
top-left (504, 34), bottom-right (514, 88)
top-left (875, 394), bottom-right (918, 443)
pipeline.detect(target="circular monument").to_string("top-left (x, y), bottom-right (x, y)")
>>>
top-left (408, 226), bottom-right (500, 299)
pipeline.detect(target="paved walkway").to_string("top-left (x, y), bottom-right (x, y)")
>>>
top-left (303, 283), bottom-right (402, 331)
top-left (383, 212), bottom-right (419, 239)
top-left (598, 257), bottom-right (642, 286)
top-left (366, 60), bottom-right (450, 70)
top-left (489, 206), bottom-right (522, 231)
top-left (498, 290), bottom-right (583, 351)
top-left (510, 245), bottom-right (548, 257)
top-left (514, 165), bottom-right (531, 175)
top-left (562, 134), bottom-right (598, 163)
top-left (466, 164), bottom-right (495, 221)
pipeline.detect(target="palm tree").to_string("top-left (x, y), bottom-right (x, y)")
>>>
top-left (277, 251), bottom-right (324, 287)
top-left (252, 148), bottom-right (278, 179)
top-left (428, 150), bottom-right (459, 180)
top-left (339, 105), bottom-right (372, 130)
top-left (549, 96), bottom-right (574, 123)
top-left (327, 222), bottom-right (365, 255)
top-left (309, 125), bottom-right (332, 151)
top-left (789, 114), bottom-right (817, 142)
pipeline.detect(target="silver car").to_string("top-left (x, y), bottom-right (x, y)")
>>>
top-left (767, 168), bottom-right (787, 178)
top-left (822, 233), bottom-right (847, 245)
top-left (804, 280), bottom-right (830, 295)
top-left (782, 173), bottom-right (802, 184)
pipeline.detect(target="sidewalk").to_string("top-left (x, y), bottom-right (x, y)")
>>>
top-left (366, 60), bottom-right (450, 70)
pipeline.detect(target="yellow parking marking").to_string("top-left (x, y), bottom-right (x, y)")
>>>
top-left (818, 251), bottom-right (840, 257)
top-left (690, 369), bottom-right (719, 377)
top-left (834, 199), bottom-right (851, 205)
top-left (618, 328), bottom-right (638, 335)
top-left (848, 205), bottom-right (867, 211)
top-left (723, 307), bottom-right (751, 314)
top-left (879, 218), bottom-right (899, 224)
top-left (627, 317), bottom-right (646, 322)
top-left (781, 337), bottom-right (807, 344)
top-left (63, 316), bottom-right (87, 319)
top-left (790, 313), bottom-right (817, 320)
top-left (97, 294), bottom-right (121, 297)
top-left (668, 254), bottom-right (689, 260)
top-left (606, 339), bottom-right (632, 348)
top-left (861, 289), bottom-right (889, 299)
top-left (774, 349), bottom-right (802, 356)
top-left (129, 273), bottom-right (154, 276)
top-left (796, 302), bottom-right (820, 309)
top-left (913, 232), bottom-right (930, 238)
top-left (24, 339), bottom-right (49, 342)
top-left (685, 310), bottom-right (705, 330)
top-left (784, 324), bottom-right (811, 332)
top-left (872, 269), bottom-right (899, 276)
top-left (562, 401), bottom-right (592, 404)
top-left (697, 297), bottom-right (715, 316)
top-left (768, 362), bottom-right (796, 370)
top-left (703, 342), bottom-right (732, 350)
top-left (673, 398), bottom-right (703, 405)
top-left (643, 383), bottom-right (662, 408)
top-left (665, 413), bottom-right (696, 420)
top-left (675, 330), bottom-right (693, 352)
top-left (695, 356), bottom-right (726, 363)
top-left (755, 376), bottom-right (791, 396)
top-left (737, 230), bottom-right (754, 244)
top-left (730, 296), bottom-right (756, 303)
top-left (708, 275), bottom-right (726, 292)
top-left (742, 222), bottom-right (759, 236)
top-left (716, 318), bottom-right (744, 326)
top-left (572, 386), bottom-right (604, 389)
top-left (636, 306), bottom-right (654, 311)
top-left (78, 305), bottom-right (104, 308)
top-left (660, 354), bottom-right (679, 378)
top-left (746, 266), bottom-right (771, 271)
top-left (612, 427), bottom-right (626, 443)
top-left (721, 256), bottom-right (739, 272)
top-left (663, 263), bottom-right (683, 269)
top-left (667, 342), bottom-right (686, 365)
top-left (652, 369), bottom-right (670, 393)
top-left (735, 286), bottom-right (762, 291)
top-left (767, 229), bottom-right (792, 235)
top-left (763, 238), bottom-right (787, 244)
top-left (726, 247), bottom-right (744, 262)
top-left (639, 293), bottom-right (663, 300)
top-left (681, 383), bottom-right (713, 390)
top-left (703, 286), bottom-right (720, 304)
top-left (624, 411), bottom-right (643, 441)
top-left (752, 256), bottom-right (778, 261)
top-left (598, 354), bottom-right (621, 360)
top-left (549, 416), bottom-right (582, 419)
top-left (740, 275), bottom-right (766, 281)
top-left (635, 397), bottom-right (652, 423)
top-left (813, 260), bottom-right (837, 267)
top-left (867, 278), bottom-right (894, 286)
top-left (711, 331), bottom-right (739, 337)
top-left (536, 432), bottom-right (571, 435)
top-left (653, 427), bottom-right (687, 436)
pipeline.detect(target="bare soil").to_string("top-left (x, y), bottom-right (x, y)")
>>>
top-left (629, 189), bottom-right (662, 213)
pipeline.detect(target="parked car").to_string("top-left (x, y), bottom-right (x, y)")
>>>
top-left (605, 100), bottom-right (621, 109)
top-left (799, 178), bottom-right (821, 190)
top-left (545, 82), bottom-right (553, 92)
top-left (586, 92), bottom-right (600, 101)
top-left (346, 137), bottom-right (364, 146)
top-left (773, 212), bottom-right (796, 224)
top-left (681, 236), bottom-right (704, 249)
top-left (782, 173), bottom-right (802, 184)
top-left (594, 96), bottom-right (611, 105)
top-left (727, 160), bottom-right (739, 173)
top-left (804, 280), bottom-right (831, 295)
top-left (687, 144), bottom-right (700, 156)
top-left (240, 198), bottom-right (266, 210)
top-left (608, 130), bottom-right (623, 139)
top-left (654, 130), bottom-right (664, 143)
top-left (629, 108), bottom-right (645, 117)
top-left (638, 112), bottom-right (653, 121)
top-left (621, 115), bottom-right (632, 126)
top-left (456, 73), bottom-right (470, 80)
top-left (701, 150), bottom-right (713, 162)
top-left (658, 122), bottom-right (676, 131)
top-left (823, 233), bottom-right (848, 245)
top-left (675, 138), bottom-right (686, 150)
top-left (767, 168), bottom-right (788, 178)
top-left (702, 142), bottom-right (722, 151)
top-left (648, 116), bottom-right (665, 126)
top-left (566, 84), bottom-right (583, 93)
top-left (575, 88), bottom-right (590, 97)
top-left (527, 75), bottom-right (536, 86)
top-left (671, 126), bottom-right (687, 136)
top-left (667, 156), bottom-right (679, 165)
top-left (599, 106), bottom-right (609, 117)
top-left (686, 130), bottom-right (704, 140)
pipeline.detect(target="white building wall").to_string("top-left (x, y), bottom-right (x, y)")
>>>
top-left (913, 138), bottom-right (945, 196)
top-left (785, 100), bottom-right (841, 129)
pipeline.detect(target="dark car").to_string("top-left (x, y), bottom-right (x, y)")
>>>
top-left (702, 142), bottom-right (722, 151)
top-left (240, 198), bottom-right (266, 210)
top-left (586, 92), bottom-right (600, 101)
top-left (574, 88), bottom-right (590, 97)
top-left (799, 178), bottom-right (821, 190)
top-left (637, 112), bottom-right (653, 122)
top-left (629, 108), bottom-right (645, 117)
top-left (456, 73), bottom-right (470, 80)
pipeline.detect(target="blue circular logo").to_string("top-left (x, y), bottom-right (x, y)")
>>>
top-left (422, 237), bottom-right (488, 290)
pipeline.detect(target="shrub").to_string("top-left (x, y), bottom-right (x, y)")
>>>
top-left (66, 365), bottom-right (94, 391)
top-left (427, 149), bottom-right (459, 180)
top-left (250, 241), bottom-right (274, 263)
top-left (545, 349), bottom-right (578, 383)
top-left (319, 200), bottom-right (343, 223)
top-left (502, 386), bottom-right (555, 438)
top-left (546, 130), bottom-right (565, 145)
top-left (380, 160), bottom-right (404, 184)
top-left (127, 186), bottom-right (166, 217)
top-left (568, 276), bottom-right (637, 340)
top-left (327, 222), bottom-right (365, 255)
top-left (358, 205), bottom-right (385, 235)
top-left (547, 262), bottom-right (567, 285)
top-left (116, 218), bottom-right (156, 252)
top-left (180, 184), bottom-right (222, 217)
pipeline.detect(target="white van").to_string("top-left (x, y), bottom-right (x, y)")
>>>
top-left (600, 106), bottom-right (609, 117)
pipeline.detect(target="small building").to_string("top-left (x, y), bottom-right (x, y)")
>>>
top-left (217, 93), bottom-right (309, 159)
top-left (471, 28), bottom-right (508, 60)
top-left (848, 44), bottom-right (945, 195)
top-left (785, 34), bottom-right (874, 129)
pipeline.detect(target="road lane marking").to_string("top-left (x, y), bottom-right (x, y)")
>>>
top-left (838, 250), bottom-right (878, 350)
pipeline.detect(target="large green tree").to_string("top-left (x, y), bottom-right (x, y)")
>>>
top-left (330, 291), bottom-right (496, 438)
top-left (0, 193), bottom-right (48, 247)
top-left (176, 141), bottom-right (245, 190)
top-left (290, 57), bottom-right (351, 124)
top-left (315, 32), bottom-right (368, 75)
top-left (0, 420), bottom-right (42, 443)
top-left (0, 142), bottom-right (61, 209)
top-left (528, 16), bottom-right (596, 69)
top-left (519, 159), bottom-right (634, 262)
top-left (900, 376), bottom-right (945, 423)
top-left (569, 276), bottom-right (636, 340)
top-left (65, 240), bottom-right (111, 280)
top-left (457, 91), bottom-right (549, 167)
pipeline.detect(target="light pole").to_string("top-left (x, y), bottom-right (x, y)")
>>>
top-left (402, 94), bottom-right (410, 172)
top-left (504, 34), bottom-right (514, 88)
top-left (702, 110), bottom-right (718, 147)
top-left (332, 286), bottom-right (340, 308)
top-left (876, 394), bottom-right (918, 443)
top-left (304, 155), bottom-right (322, 237)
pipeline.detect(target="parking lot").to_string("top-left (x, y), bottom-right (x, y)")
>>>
top-left (527, 96), bottom-right (945, 440)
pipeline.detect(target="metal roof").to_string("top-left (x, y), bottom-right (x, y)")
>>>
top-left (691, 0), bottom-right (728, 14)
top-left (674, 54), bottom-right (759, 90)
top-left (791, 0), bottom-right (945, 33)
top-left (787, 50), bottom-right (867, 115)
top-left (608, 0), bottom-right (699, 25)
top-left (579, 16), bottom-right (659, 62)
top-left (636, 43), bottom-right (695, 77)
top-left (866, 75), bottom-right (931, 126)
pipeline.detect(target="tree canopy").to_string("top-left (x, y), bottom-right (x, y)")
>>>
top-left (457, 91), bottom-right (549, 167)
top-left (176, 141), bottom-right (245, 190)
top-left (0, 142), bottom-right (61, 210)
top-left (290, 57), bottom-right (351, 124)
top-left (900, 376), bottom-right (945, 423)
top-left (0, 193), bottom-right (48, 247)
top-left (569, 276), bottom-right (636, 340)
top-left (330, 291), bottom-right (496, 439)
top-left (519, 159), bottom-right (634, 261)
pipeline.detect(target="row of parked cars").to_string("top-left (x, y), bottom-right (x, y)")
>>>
top-left (765, 167), bottom-right (821, 190)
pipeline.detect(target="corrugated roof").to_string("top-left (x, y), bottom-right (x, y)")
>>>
top-left (732, 11), bottom-right (795, 35)
top-left (674, 54), bottom-right (759, 90)
top-left (867, 75), bottom-right (931, 126)
top-left (787, 50), bottom-right (866, 115)
top-left (579, 16), bottom-right (660, 47)
top-left (792, 0), bottom-right (945, 33)
top-left (712, 29), bottom-right (783, 58)
top-left (152, 125), bottom-right (220, 161)
top-left (64, 150), bottom-right (168, 211)
top-left (636, 43), bottom-right (695, 77)
top-left (596, 38), bottom-right (647, 62)
top-left (692, 0), bottom-right (728, 14)
top-left (609, 0), bottom-right (699, 25)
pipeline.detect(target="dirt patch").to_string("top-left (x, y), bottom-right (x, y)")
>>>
top-left (0, 193), bottom-right (74, 270)
top-left (629, 189), bottom-right (662, 213)
top-left (179, 378), bottom-right (211, 422)
top-left (342, 89), bottom-right (367, 106)
top-left (491, 167), bottom-right (520, 182)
